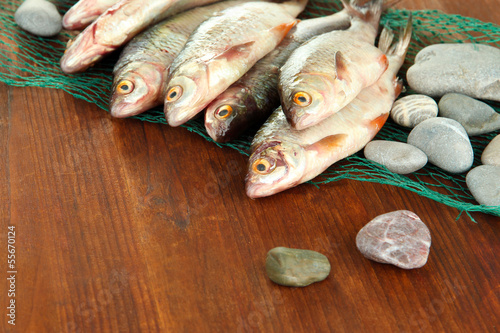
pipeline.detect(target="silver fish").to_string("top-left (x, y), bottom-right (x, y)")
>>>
top-left (61, 0), bottom-right (223, 73)
top-left (63, 0), bottom-right (121, 30)
top-left (163, 0), bottom-right (307, 127)
top-left (245, 17), bottom-right (412, 198)
top-left (204, 5), bottom-right (352, 142)
top-left (110, 1), bottom-right (245, 118)
top-left (279, 0), bottom-right (388, 130)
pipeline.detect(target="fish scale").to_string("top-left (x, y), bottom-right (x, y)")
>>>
top-left (110, 1), bottom-right (246, 118)
top-left (61, 0), bottom-right (224, 73)
top-left (170, 6), bottom-right (286, 70)
top-left (204, 9), bottom-right (352, 143)
top-left (246, 18), bottom-right (413, 198)
top-left (164, 0), bottom-right (306, 127)
top-left (278, 0), bottom-right (385, 130)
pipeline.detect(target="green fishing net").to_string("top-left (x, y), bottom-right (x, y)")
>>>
top-left (1, 0), bottom-right (499, 218)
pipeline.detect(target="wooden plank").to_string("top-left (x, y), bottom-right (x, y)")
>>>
top-left (1, 0), bottom-right (499, 332)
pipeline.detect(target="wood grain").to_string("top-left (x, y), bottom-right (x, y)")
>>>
top-left (1, 1), bottom-right (499, 332)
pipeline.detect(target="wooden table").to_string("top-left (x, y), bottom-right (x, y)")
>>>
top-left (1, 0), bottom-right (499, 332)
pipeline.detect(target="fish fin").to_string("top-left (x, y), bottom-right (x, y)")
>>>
top-left (213, 41), bottom-right (256, 61)
top-left (377, 53), bottom-right (389, 71)
top-left (335, 51), bottom-right (348, 81)
top-left (306, 134), bottom-right (348, 154)
top-left (394, 78), bottom-right (404, 98)
top-left (380, 14), bottom-right (413, 59)
top-left (377, 26), bottom-right (395, 54)
top-left (269, 20), bottom-right (298, 39)
top-left (341, 0), bottom-right (384, 31)
top-left (368, 113), bottom-right (389, 133)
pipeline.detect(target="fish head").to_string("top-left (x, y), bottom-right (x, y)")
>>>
top-left (245, 140), bottom-right (306, 198)
top-left (110, 62), bottom-right (164, 118)
top-left (280, 72), bottom-right (348, 130)
top-left (164, 62), bottom-right (210, 127)
top-left (205, 86), bottom-right (256, 143)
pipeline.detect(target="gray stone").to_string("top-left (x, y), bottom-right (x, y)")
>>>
top-left (407, 118), bottom-right (474, 174)
top-left (15, 0), bottom-right (62, 37)
top-left (390, 94), bottom-right (438, 128)
top-left (407, 43), bottom-right (500, 101)
top-left (364, 140), bottom-right (427, 174)
top-left (482, 134), bottom-right (500, 166)
top-left (466, 165), bottom-right (500, 206)
top-left (438, 93), bottom-right (500, 136)
top-left (265, 247), bottom-right (330, 287)
top-left (356, 210), bottom-right (431, 269)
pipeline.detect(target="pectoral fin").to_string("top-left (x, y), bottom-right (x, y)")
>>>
top-left (213, 41), bottom-right (256, 62)
top-left (306, 134), bottom-right (348, 155)
top-left (269, 20), bottom-right (298, 39)
top-left (334, 51), bottom-right (348, 80)
top-left (368, 113), bottom-right (389, 134)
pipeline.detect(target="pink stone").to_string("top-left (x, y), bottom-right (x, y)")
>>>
top-left (356, 210), bottom-right (431, 269)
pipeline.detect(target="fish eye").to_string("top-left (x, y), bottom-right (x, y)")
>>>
top-left (293, 92), bottom-right (312, 107)
top-left (252, 158), bottom-right (274, 175)
top-left (215, 105), bottom-right (233, 120)
top-left (166, 86), bottom-right (183, 102)
top-left (116, 80), bottom-right (134, 95)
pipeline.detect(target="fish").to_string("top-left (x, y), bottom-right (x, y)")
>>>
top-left (60, 0), bottom-right (223, 74)
top-left (163, 0), bottom-right (307, 127)
top-left (279, 0), bottom-right (388, 130)
top-left (63, 0), bottom-right (121, 30)
top-left (204, 4), bottom-right (352, 143)
top-left (110, 1), bottom-right (245, 118)
top-left (245, 16), bottom-right (412, 198)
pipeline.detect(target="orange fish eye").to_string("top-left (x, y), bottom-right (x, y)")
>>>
top-left (252, 158), bottom-right (274, 174)
top-left (293, 92), bottom-right (312, 106)
top-left (215, 105), bottom-right (233, 120)
top-left (166, 86), bottom-right (183, 102)
top-left (116, 80), bottom-right (134, 95)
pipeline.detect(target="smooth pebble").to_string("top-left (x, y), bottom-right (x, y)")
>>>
top-left (265, 247), bottom-right (330, 287)
top-left (407, 43), bottom-right (500, 101)
top-left (390, 95), bottom-right (438, 128)
top-left (466, 165), bottom-right (500, 206)
top-left (15, 0), bottom-right (62, 37)
top-left (364, 140), bottom-right (427, 174)
top-left (482, 134), bottom-right (500, 166)
top-left (407, 118), bottom-right (474, 174)
top-left (356, 210), bottom-right (431, 269)
top-left (438, 93), bottom-right (500, 136)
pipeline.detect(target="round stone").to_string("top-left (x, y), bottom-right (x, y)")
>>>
top-left (356, 210), bottom-right (431, 269)
top-left (407, 118), bottom-right (474, 174)
top-left (482, 134), bottom-right (500, 166)
top-left (466, 165), bottom-right (500, 206)
top-left (364, 140), bottom-right (428, 174)
top-left (265, 247), bottom-right (331, 287)
top-left (390, 94), bottom-right (438, 128)
top-left (438, 93), bottom-right (500, 136)
top-left (15, 0), bottom-right (62, 37)
top-left (407, 43), bottom-right (500, 101)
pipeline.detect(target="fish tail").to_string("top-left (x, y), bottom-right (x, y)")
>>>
top-left (340, 0), bottom-right (384, 31)
top-left (379, 13), bottom-right (413, 69)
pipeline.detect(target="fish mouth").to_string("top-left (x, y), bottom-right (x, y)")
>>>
top-left (204, 115), bottom-right (227, 143)
top-left (109, 102), bottom-right (145, 118)
top-left (60, 24), bottom-right (112, 73)
top-left (245, 141), bottom-right (290, 198)
top-left (166, 104), bottom-right (203, 127)
top-left (62, 2), bottom-right (100, 30)
top-left (109, 64), bottom-right (164, 118)
top-left (164, 75), bottom-right (208, 127)
top-left (288, 112), bottom-right (316, 130)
